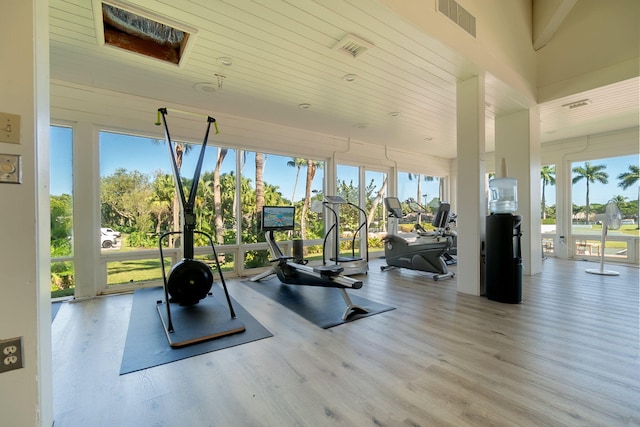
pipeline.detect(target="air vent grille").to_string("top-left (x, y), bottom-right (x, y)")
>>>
top-left (438, 0), bottom-right (476, 38)
top-left (332, 34), bottom-right (374, 58)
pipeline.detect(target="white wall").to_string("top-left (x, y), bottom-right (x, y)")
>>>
top-left (536, 0), bottom-right (640, 101)
top-left (0, 1), bottom-right (52, 426)
top-left (380, 0), bottom-right (537, 103)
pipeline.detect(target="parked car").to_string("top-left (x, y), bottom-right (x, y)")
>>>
top-left (100, 233), bottom-right (116, 248)
top-left (100, 227), bottom-right (121, 238)
top-left (100, 228), bottom-right (120, 248)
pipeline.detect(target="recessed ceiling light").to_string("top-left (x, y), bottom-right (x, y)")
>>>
top-left (388, 111), bottom-right (400, 117)
top-left (217, 57), bottom-right (233, 66)
top-left (353, 123), bottom-right (368, 129)
top-left (298, 103), bottom-right (312, 109)
top-left (193, 82), bottom-right (217, 94)
top-left (342, 74), bottom-right (358, 82)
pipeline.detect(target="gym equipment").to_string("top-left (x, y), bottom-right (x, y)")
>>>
top-left (322, 195), bottom-right (369, 275)
top-left (156, 107), bottom-right (245, 347)
top-left (586, 199), bottom-right (622, 276)
top-left (406, 198), bottom-right (457, 264)
top-left (380, 197), bottom-right (454, 281)
top-left (250, 205), bottom-right (368, 320)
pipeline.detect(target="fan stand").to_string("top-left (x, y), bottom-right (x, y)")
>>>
top-left (586, 223), bottom-right (619, 276)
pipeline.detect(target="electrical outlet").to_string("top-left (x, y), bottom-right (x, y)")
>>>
top-left (0, 337), bottom-right (23, 373)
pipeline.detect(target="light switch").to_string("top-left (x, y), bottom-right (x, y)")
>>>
top-left (0, 154), bottom-right (21, 183)
top-left (0, 112), bottom-right (21, 144)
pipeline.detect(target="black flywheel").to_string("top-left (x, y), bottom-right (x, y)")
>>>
top-left (167, 258), bottom-right (214, 306)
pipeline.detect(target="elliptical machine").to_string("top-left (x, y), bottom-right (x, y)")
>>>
top-left (380, 197), bottom-right (454, 281)
top-left (321, 195), bottom-right (369, 275)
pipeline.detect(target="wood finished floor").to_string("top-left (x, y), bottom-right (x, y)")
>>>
top-left (52, 257), bottom-right (640, 427)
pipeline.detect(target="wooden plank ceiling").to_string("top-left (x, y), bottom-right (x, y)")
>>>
top-left (49, 0), bottom-right (639, 159)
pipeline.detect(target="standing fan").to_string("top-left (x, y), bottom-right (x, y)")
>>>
top-left (586, 199), bottom-right (622, 276)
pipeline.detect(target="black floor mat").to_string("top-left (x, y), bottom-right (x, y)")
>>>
top-left (120, 285), bottom-right (272, 375)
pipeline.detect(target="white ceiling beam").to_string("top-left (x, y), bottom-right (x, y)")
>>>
top-left (533, 0), bottom-right (578, 51)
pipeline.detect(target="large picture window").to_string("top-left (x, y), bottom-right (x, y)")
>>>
top-left (99, 130), bottom-right (238, 284)
top-left (571, 154), bottom-right (638, 259)
top-left (239, 151), bottom-right (325, 267)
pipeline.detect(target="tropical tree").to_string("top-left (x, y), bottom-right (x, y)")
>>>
top-left (100, 168), bottom-right (153, 230)
top-left (287, 157), bottom-right (306, 203)
top-left (50, 194), bottom-right (73, 257)
top-left (255, 152), bottom-right (265, 219)
top-left (213, 147), bottom-right (228, 244)
top-left (618, 164), bottom-right (639, 224)
top-left (408, 173), bottom-right (434, 208)
top-left (572, 161), bottom-right (608, 224)
top-left (152, 138), bottom-right (193, 245)
top-left (617, 164), bottom-right (639, 190)
top-left (366, 176), bottom-right (387, 231)
top-left (150, 171), bottom-right (175, 233)
top-left (300, 159), bottom-right (323, 240)
top-left (540, 165), bottom-right (556, 219)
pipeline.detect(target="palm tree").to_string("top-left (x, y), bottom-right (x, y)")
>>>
top-left (152, 138), bottom-right (193, 246)
top-left (287, 157), bottom-right (306, 203)
top-left (618, 164), bottom-right (639, 225)
top-left (540, 165), bottom-right (556, 219)
top-left (213, 147), bottom-right (228, 244)
top-left (572, 161), bottom-right (608, 224)
top-left (255, 153), bottom-right (268, 233)
top-left (300, 159), bottom-right (323, 240)
top-left (618, 164), bottom-right (639, 189)
top-left (366, 176), bottom-right (388, 229)
top-left (612, 194), bottom-right (628, 205)
top-left (408, 173), bottom-right (435, 223)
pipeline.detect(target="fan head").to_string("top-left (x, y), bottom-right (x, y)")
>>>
top-left (604, 200), bottom-right (622, 230)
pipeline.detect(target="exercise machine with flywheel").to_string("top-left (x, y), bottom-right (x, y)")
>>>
top-left (155, 107), bottom-right (245, 347)
top-left (250, 205), bottom-right (368, 320)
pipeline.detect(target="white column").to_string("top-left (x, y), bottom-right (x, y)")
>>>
top-left (456, 76), bottom-right (486, 295)
top-left (495, 108), bottom-right (542, 275)
top-left (73, 122), bottom-right (102, 297)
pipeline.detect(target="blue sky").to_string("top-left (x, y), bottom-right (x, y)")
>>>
top-left (50, 127), bottom-right (638, 206)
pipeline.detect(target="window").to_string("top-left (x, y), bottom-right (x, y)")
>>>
top-left (397, 171), bottom-right (444, 230)
top-left (50, 126), bottom-right (74, 298)
top-left (240, 151), bottom-right (325, 267)
top-left (99, 130), bottom-right (238, 284)
top-left (571, 154), bottom-right (638, 259)
top-left (336, 165), bottom-right (388, 257)
top-left (541, 164), bottom-right (557, 256)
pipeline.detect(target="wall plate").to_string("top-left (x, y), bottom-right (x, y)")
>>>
top-left (0, 153), bottom-right (21, 183)
top-left (0, 112), bottom-right (21, 144)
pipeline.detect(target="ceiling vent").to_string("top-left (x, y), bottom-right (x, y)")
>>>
top-left (437, 0), bottom-right (476, 38)
top-left (562, 99), bottom-right (591, 109)
top-left (332, 34), bottom-right (374, 58)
